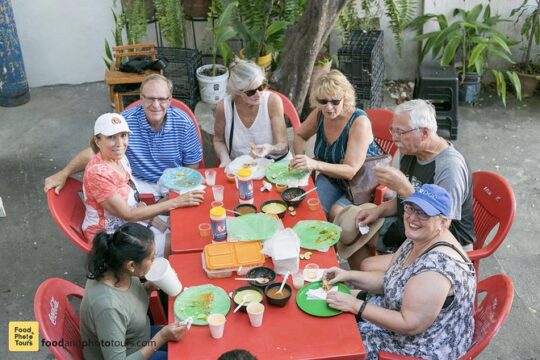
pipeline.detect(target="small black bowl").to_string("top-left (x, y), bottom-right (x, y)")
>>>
top-left (264, 282), bottom-right (292, 307)
top-left (260, 199), bottom-right (288, 218)
top-left (246, 267), bottom-right (276, 289)
top-left (234, 203), bottom-right (258, 217)
top-left (231, 286), bottom-right (264, 312)
top-left (281, 187), bottom-right (306, 207)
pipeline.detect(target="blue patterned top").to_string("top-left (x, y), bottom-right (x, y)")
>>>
top-left (360, 239), bottom-right (476, 359)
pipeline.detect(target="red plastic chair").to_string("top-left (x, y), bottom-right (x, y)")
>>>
top-left (126, 98), bottom-right (206, 168)
top-left (467, 171), bottom-right (516, 277)
top-left (46, 178), bottom-right (167, 324)
top-left (267, 89), bottom-right (301, 132)
top-left (366, 109), bottom-right (399, 205)
top-left (34, 278), bottom-right (85, 360)
top-left (378, 273), bottom-right (515, 360)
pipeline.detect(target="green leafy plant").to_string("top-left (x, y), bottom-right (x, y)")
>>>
top-left (511, 0), bottom-right (540, 74)
top-left (123, 0), bottom-right (147, 44)
top-left (154, 0), bottom-right (185, 47)
top-left (338, 0), bottom-right (378, 42)
top-left (208, 1), bottom-right (238, 76)
top-left (103, 9), bottom-right (125, 69)
top-left (383, 0), bottom-right (417, 56)
top-left (409, 4), bottom-right (521, 105)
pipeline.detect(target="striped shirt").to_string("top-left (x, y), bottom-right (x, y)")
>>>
top-left (121, 105), bottom-right (203, 183)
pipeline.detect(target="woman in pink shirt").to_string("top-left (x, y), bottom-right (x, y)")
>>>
top-left (82, 113), bottom-right (204, 257)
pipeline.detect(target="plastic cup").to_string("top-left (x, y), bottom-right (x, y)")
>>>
top-left (292, 270), bottom-right (305, 289)
top-left (226, 173), bottom-right (236, 183)
top-left (212, 185), bottom-right (224, 202)
top-left (198, 223), bottom-right (211, 238)
top-left (207, 313), bottom-right (226, 339)
top-left (205, 169), bottom-right (217, 186)
top-left (211, 201), bottom-right (224, 208)
top-left (305, 263), bottom-right (319, 281)
top-left (145, 258), bottom-right (182, 297)
top-left (307, 198), bottom-right (320, 211)
top-left (246, 302), bottom-right (265, 327)
top-left (276, 183), bottom-right (287, 193)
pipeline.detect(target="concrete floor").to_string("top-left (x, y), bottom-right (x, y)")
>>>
top-left (0, 81), bottom-right (539, 359)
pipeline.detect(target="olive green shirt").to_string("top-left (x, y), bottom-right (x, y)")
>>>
top-left (80, 277), bottom-right (150, 360)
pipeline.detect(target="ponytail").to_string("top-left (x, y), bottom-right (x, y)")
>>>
top-left (86, 223), bottom-right (154, 284)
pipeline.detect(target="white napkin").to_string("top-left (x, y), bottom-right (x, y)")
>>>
top-left (303, 268), bottom-right (326, 282)
top-left (358, 224), bottom-right (370, 235)
top-left (260, 180), bottom-right (273, 192)
top-left (225, 155), bottom-right (273, 180)
top-left (306, 286), bottom-right (338, 300)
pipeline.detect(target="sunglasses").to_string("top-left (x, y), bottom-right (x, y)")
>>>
top-left (243, 84), bottom-right (266, 97)
top-left (127, 179), bottom-right (140, 203)
top-left (317, 99), bottom-right (342, 106)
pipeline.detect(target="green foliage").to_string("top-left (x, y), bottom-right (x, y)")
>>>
top-left (123, 0), bottom-right (147, 44)
top-left (338, 0), bottom-right (375, 42)
top-left (383, 0), bottom-right (417, 56)
top-left (409, 4), bottom-right (521, 105)
top-left (209, 1), bottom-right (238, 75)
top-left (234, 0), bottom-right (303, 60)
top-left (103, 9), bottom-right (125, 69)
top-left (154, 0), bottom-right (185, 47)
top-left (510, 0), bottom-right (540, 72)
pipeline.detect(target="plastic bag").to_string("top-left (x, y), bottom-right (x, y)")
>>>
top-left (262, 228), bottom-right (300, 275)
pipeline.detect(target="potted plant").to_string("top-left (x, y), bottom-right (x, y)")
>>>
top-left (196, 1), bottom-right (237, 104)
top-left (234, 0), bottom-right (288, 77)
top-left (409, 4), bottom-right (521, 106)
top-left (511, 0), bottom-right (540, 97)
top-left (153, 0), bottom-right (185, 47)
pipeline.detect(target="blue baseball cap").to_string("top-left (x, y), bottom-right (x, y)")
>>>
top-left (403, 184), bottom-right (452, 217)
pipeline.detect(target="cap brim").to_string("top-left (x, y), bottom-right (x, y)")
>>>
top-left (98, 127), bottom-right (132, 136)
top-left (403, 198), bottom-right (441, 217)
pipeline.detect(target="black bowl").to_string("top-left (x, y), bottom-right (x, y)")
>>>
top-left (264, 282), bottom-right (292, 307)
top-left (260, 199), bottom-right (288, 218)
top-left (231, 286), bottom-right (264, 312)
top-left (281, 187), bottom-right (306, 207)
top-left (234, 203), bottom-right (258, 217)
top-left (246, 267), bottom-right (276, 289)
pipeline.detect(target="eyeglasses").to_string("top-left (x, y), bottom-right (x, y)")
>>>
top-left (243, 84), bottom-right (266, 97)
top-left (140, 94), bottom-right (170, 105)
top-left (389, 127), bottom-right (419, 137)
top-left (403, 203), bottom-right (430, 220)
top-left (127, 179), bottom-right (140, 203)
top-left (317, 99), bottom-right (342, 106)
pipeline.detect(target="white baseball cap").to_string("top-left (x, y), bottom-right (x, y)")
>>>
top-left (94, 113), bottom-right (131, 136)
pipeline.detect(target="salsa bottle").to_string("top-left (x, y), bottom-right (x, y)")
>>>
top-left (237, 168), bottom-right (254, 204)
top-left (210, 206), bottom-right (227, 242)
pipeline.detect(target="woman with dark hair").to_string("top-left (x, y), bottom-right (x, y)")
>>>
top-left (80, 223), bottom-right (186, 360)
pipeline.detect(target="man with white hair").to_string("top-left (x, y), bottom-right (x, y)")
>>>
top-left (335, 99), bottom-right (475, 270)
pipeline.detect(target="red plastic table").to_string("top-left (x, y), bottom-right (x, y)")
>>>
top-left (169, 167), bottom-right (326, 254)
top-left (167, 251), bottom-right (366, 359)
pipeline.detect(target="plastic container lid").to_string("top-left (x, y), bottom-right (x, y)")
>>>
top-left (204, 241), bottom-right (265, 270)
top-left (237, 168), bottom-right (252, 178)
top-left (210, 206), bottom-right (226, 217)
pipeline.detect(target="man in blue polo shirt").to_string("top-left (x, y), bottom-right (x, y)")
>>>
top-left (44, 74), bottom-right (203, 200)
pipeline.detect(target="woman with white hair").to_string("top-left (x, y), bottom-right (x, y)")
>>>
top-left (213, 59), bottom-right (289, 167)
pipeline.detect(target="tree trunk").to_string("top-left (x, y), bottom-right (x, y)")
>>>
top-left (270, 0), bottom-right (348, 115)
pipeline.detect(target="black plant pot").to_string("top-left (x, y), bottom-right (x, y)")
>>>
top-left (459, 72), bottom-right (481, 105)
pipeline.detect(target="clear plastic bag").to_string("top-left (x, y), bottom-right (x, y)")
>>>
top-left (262, 228), bottom-right (300, 275)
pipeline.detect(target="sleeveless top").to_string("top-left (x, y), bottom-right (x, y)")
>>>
top-left (359, 239), bottom-right (476, 360)
top-left (223, 91), bottom-right (273, 160)
top-left (314, 109), bottom-right (382, 187)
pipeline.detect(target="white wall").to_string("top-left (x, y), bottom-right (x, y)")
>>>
top-left (11, 0), bottom-right (121, 87)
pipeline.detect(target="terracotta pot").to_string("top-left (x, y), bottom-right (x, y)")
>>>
top-left (181, 0), bottom-right (211, 19)
top-left (517, 73), bottom-right (539, 98)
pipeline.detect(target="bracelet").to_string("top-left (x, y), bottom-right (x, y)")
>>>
top-left (357, 300), bottom-right (367, 320)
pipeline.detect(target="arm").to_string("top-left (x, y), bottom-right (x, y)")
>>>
top-left (99, 191), bottom-right (204, 222)
top-left (324, 266), bottom-right (386, 294)
top-left (44, 147), bottom-right (94, 193)
top-left (361, 271), bottom-right (451, 335)
top-left (213, 100), bottom-right (231, 167)
top-left (374, 166), bottom-right (415, 199)
top-left (292, 109), bottom-right (318, 155)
